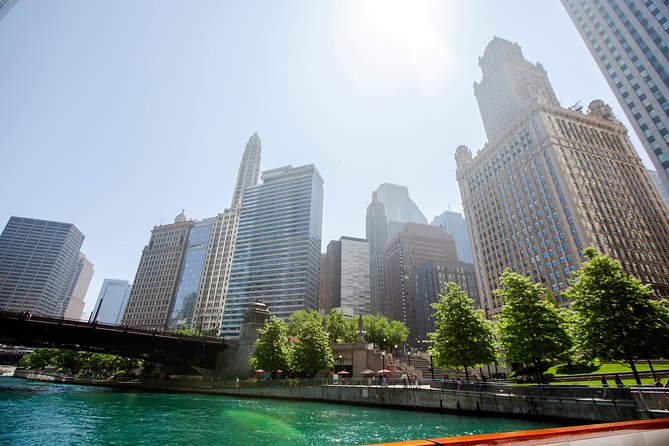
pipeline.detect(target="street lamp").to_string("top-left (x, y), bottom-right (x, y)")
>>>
top-left (407, 351), bottom-right (411, 366)
top-left (394, 344), bottom-right (398, 358)
top-left (383, 338), bottom-right (386, 350)
top-left (381, 350), bottom-right (386, 386)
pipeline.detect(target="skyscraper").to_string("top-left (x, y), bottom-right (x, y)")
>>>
top-left (90, 279), bottom-right (132, 324)
top-left (384, 223), bottom-right (458, 343)
top-left (324, 236), bottom-right (371, 315)
top-left (121, 211), bottom-right (193, 329)
top-left (366, 191), bottom-right (388, 315)
top-left (375, 183), bottom-right (427, 240)
top-left (457, 37), bottom-right (669, 314)
top-left (0, 216), bottom-right (88, 317)
top-left (562, 0), bottom-right (669, 193)
top-left (430, 210), bottom-right (473, 263)
top-left (222, 164), bottom-right (324, 338)
top-left (64, 253), bottom-right (94, 320)
top-left (231, 132), bottom-right (262, 208)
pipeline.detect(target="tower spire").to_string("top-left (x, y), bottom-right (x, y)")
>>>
top-left (231, 132), bottom-right (262, 208)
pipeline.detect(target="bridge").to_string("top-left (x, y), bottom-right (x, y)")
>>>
top-left (0, 311), bottom-right (228, 372)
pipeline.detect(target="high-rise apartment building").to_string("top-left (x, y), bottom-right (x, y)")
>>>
top-left (457, 37), bottom-right (669, 314)
top-left (222, 164), bottom-right (324, 338)
top-left (324, 236), bottom-right (371, 315)
top-left (0, 216), bottom-right (88, 317)
top-left (414, 259), bottom-right (479, 345)
top-left (384, 223), bottom-right (458, 344)
top-left (90, 279), bottom-right (132, 324)
top-left (121, 211), bottom-right (193, 329)
top-left (366, 191), bottom-right (388, 315)
top-left (562, 0), bottom-right (669, 194)
top-left (430, 210), bottom-right (473, 263)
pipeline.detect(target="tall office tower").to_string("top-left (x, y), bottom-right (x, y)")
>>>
top-left (649, 169), bottom-right (669, 209)
top-left (89, 279), bottom-right (132, 324)
top-left (231, 132), bottom-right (262, 208)
top-left (167, 217), bottom-right (215, 330)
top-left (366, 191), bottom-right (388, 315)
top-left (415, 260), bottom-right (479, 345)
top-left (121, 211), bottom-right (193, 329)
top-left (384, 223), bottom-right (457, 344)
top-left (193, 133), bottom-right (263, 334)
top-left (430, 210), bottom-right (473, 263)
top-left (456, 37), bottom-right (669, 315)
top-left (0, 216), bottom-right (87, 317)
top-left (64, 253), bottom-right (95, 320)
top-left (324, 236), bottom-right (371, 315)
top-left (375, 183), bottom-right (427, 240)
top-left (222, 164), bottom-right (324, 338)
top-left (562, 0), bottom-right (669, 194)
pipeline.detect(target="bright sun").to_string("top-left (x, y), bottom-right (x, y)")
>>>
top-left (340, 0), bottom-right (459, 92)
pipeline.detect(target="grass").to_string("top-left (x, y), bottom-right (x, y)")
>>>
top-left (547, 361), bottom-right (669, 376)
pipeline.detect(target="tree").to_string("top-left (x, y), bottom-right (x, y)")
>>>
top-left (428, 282), bottom-right (497, 381)
top-left (249, 316), bottom-right (290, 373)
top-left (289, 316), bottom-right (333, 377)
top-left (564, 248), bottom-right (669, 385)
top-left (325, 309), bottom-right (357, 344)
top-left (387, 320), bottom-right (409, 350)
top-left (495, 269), bottom-right (572, 382)
top-left (288, 310), bottom-right (324, 336)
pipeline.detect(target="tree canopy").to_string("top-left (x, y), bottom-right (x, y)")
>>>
top-left (429, 282), bottom-right (497, 380)
top-left (324, 309), bottom-right (357, 344)
top-left (249, 316), bottom-right (290, 373)
top-left (495, 269), bottom-right (572, 382)
top-left (564, 248), bottom-right (669, 384)
top-left (289, 315), bottom-right (333, 377)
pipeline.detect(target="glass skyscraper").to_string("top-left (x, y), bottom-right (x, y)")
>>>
top-left (222, 164), bottom-right (323, 339)
top-left (562, 0), bottom-right (669, 194)
top-left (0, 216), bottom-right (87, 317)
top-left (430, 210), bottom-right (473, 264)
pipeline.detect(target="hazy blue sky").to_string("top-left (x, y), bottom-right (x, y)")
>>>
top-left (0, 1), bottom-right (650, 316)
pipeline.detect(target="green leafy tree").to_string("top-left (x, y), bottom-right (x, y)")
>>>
top-left (429, 282), bottom-right (497, 381)
top-left (325, 309), bottom-right (357, 344)
top-left (289, 316), bottom-right (333, 377)
top-left (17, 348), bottom-right (57, 369)
top-left (387, 320), bottom-right (410, 350)
top-left (496, 269), bottom-right (572, 382)
top-left (249, 316), bottom-right (290, 373)
top-left (564, 248), bottom-right (669, 384)
top-left (362, 314), bottom-right (391, 349)
top-left (288, 310), bottom-right (324, 335)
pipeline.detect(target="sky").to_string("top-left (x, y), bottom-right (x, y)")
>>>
top-left (0, 1), bottom-right (651, 317)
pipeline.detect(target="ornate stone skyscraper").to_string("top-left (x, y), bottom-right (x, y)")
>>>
top-left (561, 0), bottom-right (669, 196)
top-left (366, 191), bottom-right (388, 315)
top-left (457, 38), bottom-right (669, 315)
top-left (231, 132), bottom-right (262, 208)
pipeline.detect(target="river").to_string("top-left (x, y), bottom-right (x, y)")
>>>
top-left (0, 376), bottom-right (563, 445)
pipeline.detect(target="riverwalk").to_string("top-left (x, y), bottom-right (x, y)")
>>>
top-left (13, 370), bottom-right (669, 423)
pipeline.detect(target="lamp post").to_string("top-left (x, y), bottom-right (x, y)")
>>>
top-left (383, 338), bottom-right (386, 351)
top-left (407, 351), bottom-right (411, 366)
top-left (381, 350), bottom-right (386, 386)
top-left (394, 344), bottom-right (398, 358)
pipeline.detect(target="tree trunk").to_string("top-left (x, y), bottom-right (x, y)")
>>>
top-left (644, 349), bottom-right (657, 381)
top-left (627, 353), bottom-right (641, 385)
top-left (464, 366), bottom-right (469, 381)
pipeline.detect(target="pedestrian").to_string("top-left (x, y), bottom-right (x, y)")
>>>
top-left (654, 377), bottom-right (663, 387)
top-left (412, 373), bottom-right (418, 388)
top-left (401, 372), bottom-right (408, 388)
top-left (614, 374), bottom-right (625, 388)
top-left (601, 376), bottom-right (609, 398)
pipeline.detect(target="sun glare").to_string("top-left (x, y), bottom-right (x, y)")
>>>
top-left (342, 0), bottom-right (459, 92)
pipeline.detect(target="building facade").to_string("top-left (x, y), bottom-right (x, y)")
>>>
top-left (89, 279), bottom-right (132, 324)
top-left (384, 223), bottom-right (458, 344)
top-left (414, 259), bottom-right (479, 345)
top-left (324, 236), bottom-right (371, 315)
top-left (456, 37), bottom-right (669, 314)
top-left (0, 216), bottom-right (88, 317)
top-left (121, 211), bottom-right (193, 329)
top-left (430, 210), bottom-right (473, 263)
top-left (64, 253), bottom-right (94, 320)
top-left (366, 191), bottom-right (388, 315)
top-left (562, 0), bottom-right (669, 193)
top-left (375, 183), bottom-right (427, 241)
top-left (222, 164), bottom-right (324, 338)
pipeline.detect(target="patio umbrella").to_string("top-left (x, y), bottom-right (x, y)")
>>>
top-left (337, 370), bottom-right (350, 375)
top-left (360, 369), bottom-right (375, 376)
top-left (254, 369), bottom-right (264, 373)
top-left (377, 369), bottom-right (392, 375)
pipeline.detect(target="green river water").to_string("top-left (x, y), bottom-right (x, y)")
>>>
top-left (0, 376), bottom-right (563, 445)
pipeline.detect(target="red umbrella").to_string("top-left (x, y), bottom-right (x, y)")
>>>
top-left (337, 370), bottom-right (350, 375)
top-left (254, 369), bottom-right (264, 373)
top-left (377, 369), bottom-right (392, 375)
top-left (360, 369), bottom-right (375, 376)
